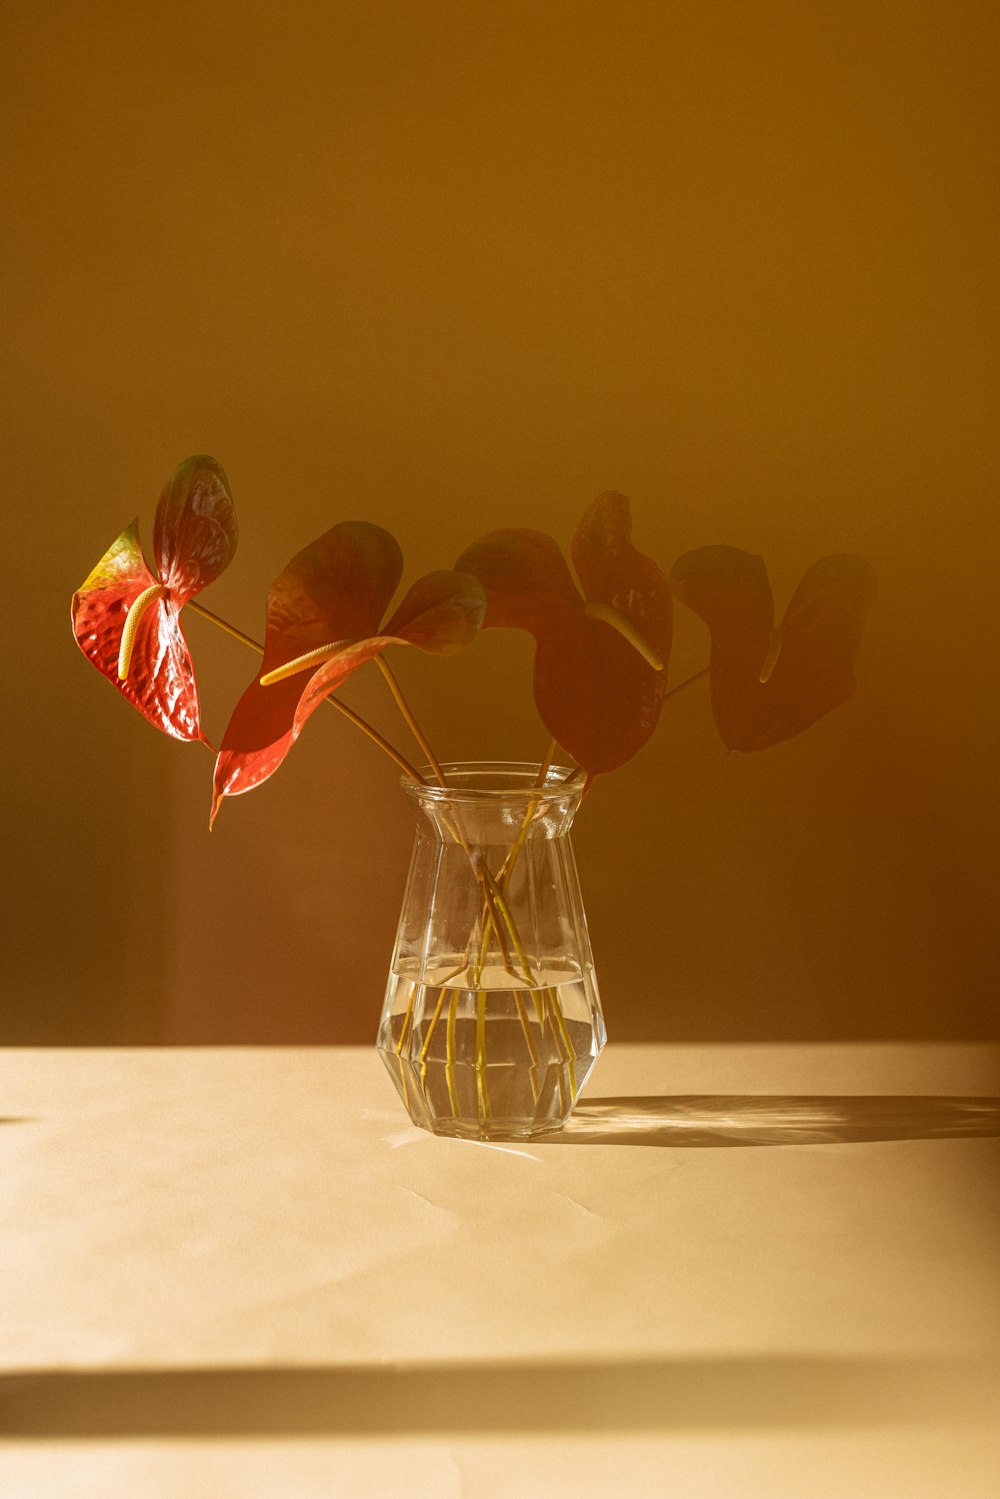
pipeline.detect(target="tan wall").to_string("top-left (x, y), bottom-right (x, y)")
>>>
top-left (4, 0), bottom-right (997, 1044)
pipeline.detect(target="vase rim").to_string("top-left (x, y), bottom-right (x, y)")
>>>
top-left (402, 759), bottom-right (583, 806)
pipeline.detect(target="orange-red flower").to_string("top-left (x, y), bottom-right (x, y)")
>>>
top-left (211, 523), bottom-right (486, 823)
top-left (71, 456), bottom-right (238, 744)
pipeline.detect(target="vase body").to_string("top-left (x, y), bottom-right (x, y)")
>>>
top-left (376, 762), bottom-right (605, 1140)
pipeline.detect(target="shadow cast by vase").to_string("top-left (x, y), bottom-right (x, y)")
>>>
top-left (553, 1094), bottom-right (1000, 1147)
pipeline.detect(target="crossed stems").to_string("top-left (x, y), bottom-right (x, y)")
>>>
top-left (185, 599), bottom-right (708, 1123)
top-left (186, 601), bottom-right (572, 1115)
top-left (395, 739), bottom-right (578, 1122)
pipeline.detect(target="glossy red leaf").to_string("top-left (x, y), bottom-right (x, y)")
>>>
top-left (456, 494), bottom-right (672, 779)
top-left (670, 546), bottom-right (877, 751)
top-left (211, 535), bottom-right (486, 822)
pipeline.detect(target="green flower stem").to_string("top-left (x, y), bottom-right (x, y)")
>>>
top-left (664, 665), bottom-right (710, 702)
top-left (496, 737), bottom-right (557, 886)
top-left (513, 990), bottom-right (541, 1068)
top-left (394, 985), bottom-right (415, 1108)
top-left (485, 872), bottom-right (534, 986)
top-left (373, 655), bottom-right (447, 786)
top-left (474, 739), bottom-right (558, 964)
top-left (419, 985), bottom-right (452, 1085)
top-left (185, 600), bottom-right (426, 784)
top-left (546, 989), bottom-right (578, 1101)
top-left (475, 988), bottom-right (491, 1122)
top-left (445, 990), bottom-right (460, 1114)
top-left (455, 740), bottom-right (569, 1099)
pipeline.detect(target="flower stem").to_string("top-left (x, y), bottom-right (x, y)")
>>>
top-left (445, 990), bottom-right (460, 1115)
top-left (475, 988), bottom-right (491, 1122)
top-left (184, 599), bottom-right (426, 784)
top-left (538, 736), bottom-right (558, 785)
top-left (373, 655), bottom-right (447, 785)
top-left (495, 738), bottom-right (558, 887)
top-left (664, 665), bottom-right (710, 702)
top-left (184, 600), bottom-right (259, 654)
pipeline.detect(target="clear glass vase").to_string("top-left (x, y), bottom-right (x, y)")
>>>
top-left (376, 761), bottom-right (606, 1140)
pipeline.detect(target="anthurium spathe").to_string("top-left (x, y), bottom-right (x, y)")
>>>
top-left (210, 523), bottom-right (487, 822)
top-left (669, 547), bottom-right (877, 752)
top-left (71, 456), bottom-right (238, 743)
top-left (456, 493), bottom-right (672, 782)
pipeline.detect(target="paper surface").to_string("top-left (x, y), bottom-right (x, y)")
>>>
top-left (2, 1043), bottom-right (999, 1372)
top-left (3, 1045), bottom-right (999, 1496)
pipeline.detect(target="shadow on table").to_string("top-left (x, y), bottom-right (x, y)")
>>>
top-left (554, 1095), bottom-right (1000, 1147)
top-left (2, 1356), bottom-right (998, 1438)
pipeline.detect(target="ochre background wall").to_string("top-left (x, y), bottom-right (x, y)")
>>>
top-left (4, 0), bottom-right (997, 1044)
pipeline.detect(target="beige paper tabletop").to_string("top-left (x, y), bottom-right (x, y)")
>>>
top-left (2, 1045), bottom-right (999, 1498)
top-left (2, 1044), bottom-right (999, 1370)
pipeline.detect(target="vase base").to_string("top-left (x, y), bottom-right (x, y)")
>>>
top-left (378, 1034), bottom-right (603, 1144)
top-left (418, 1115), bottom-right (570, 1143)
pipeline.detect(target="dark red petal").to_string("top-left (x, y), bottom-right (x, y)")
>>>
top-left (454, 529), bottom-right (581, 633)
top-left (382, 569), bottom-right (487, 653)
top-left (262, 522), bottom-right (403, 673)
top-left (212, 569), bottom-right (488, 818)
top-left (572, 491), bottom-right (673, 668)
top-left (211, 673), bottom-right (303, 822)
top-left (294, 569), bottom-right (486, 730)
top-left (671, 546), bottom-right (876, 751)
top-left (533, 611), bottom-right (667, 777)
top-left (71, 520), bottom-right (207, 742)
top-left (211, 524), bottom-right (415, 820)
top-left (211, 635), bottom-right (399, 823)
top-left (459, 518), bottom-right (669, 778)
top-left (153, 455), bottom-right (238, 605)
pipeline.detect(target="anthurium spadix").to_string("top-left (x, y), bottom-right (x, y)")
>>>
top-left (669, 547), bottom-right (877, 752)
top-left (456, 493), bottom-right (672, 782)
top-left (71, 456), bottom-right (238, 743)
top-left (211, 523), bottom-right (487, 823)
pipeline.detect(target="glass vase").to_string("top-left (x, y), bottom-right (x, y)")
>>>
top-left (376, 761), bottom-right (606, 1140)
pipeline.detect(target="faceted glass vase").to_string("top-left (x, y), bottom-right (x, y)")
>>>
top-left (376, 762), bottom-right (606, 1140)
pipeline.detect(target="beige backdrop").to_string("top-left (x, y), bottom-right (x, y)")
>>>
top-left (3, 0), bottom-right (997, 1044)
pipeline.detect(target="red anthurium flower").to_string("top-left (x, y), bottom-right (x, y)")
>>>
top-left (670, 547), bottom-right (877, 752)
top-left (456, 493), bottom-right (672, 781)
top-left (211, 523), bottom-right (487, 823)
top-left (71, 456), bottom-right (238, 744)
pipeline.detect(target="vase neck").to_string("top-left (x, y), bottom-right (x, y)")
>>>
top-left (402, 761), bottom-right (582, 846)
